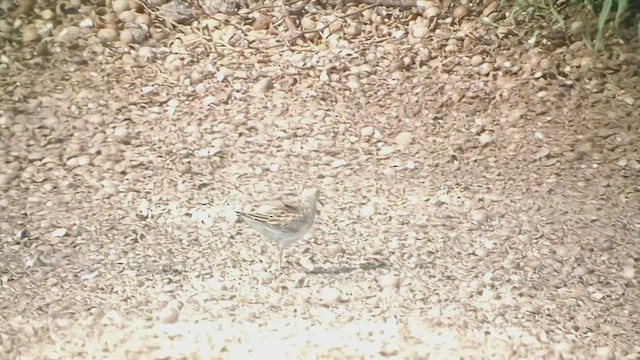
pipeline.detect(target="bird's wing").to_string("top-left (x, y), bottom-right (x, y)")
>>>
top-left (237, 204), bottom-right (309, 233)
top-left (280, 201), bottom-right (305, 213)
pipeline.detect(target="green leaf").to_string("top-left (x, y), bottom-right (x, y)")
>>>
top-left (596, 0), bottom-right (612, 50)
top-left (546, 0), bottom-right (565, 30)
top-left (583, 0), bottom-right (595, 13)
top-left (614, 0), bottom-right (628, 31)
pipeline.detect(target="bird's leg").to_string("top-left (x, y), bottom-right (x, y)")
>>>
top-left (278, 244), bottom-right (284, 272)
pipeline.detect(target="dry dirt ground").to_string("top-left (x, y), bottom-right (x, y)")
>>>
top-left (1, 2), bottom-right (640, 359)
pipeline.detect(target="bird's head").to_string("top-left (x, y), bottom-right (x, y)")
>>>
top-left (301, 188), bottom-right (322, 210)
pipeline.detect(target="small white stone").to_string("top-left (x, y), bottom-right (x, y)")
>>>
top-left (533, 131), bottom-right (544, 141)
top-left (112, 0), bottom-right (129, 14)
top-left (202, 95), bottom-right (218, 107)
top-left (113, 126), bottom-right (128, 138)
top-left (331, 159), bottom-right (347, 168)
top-left (137, 199), bottom-right (150, 218)
top-left (51, 228), bottom-right (67, 237)
top-left (78, 18), bottom-right (94, 28)
top-left (378, 274), bottom-right (401, 289)
top-left (478, 133), bottom-right (493, 146)
top-left (318, 287), bottom-right (342, 303)
top-left (360, 204), bottom-right (375, 218)
top-left (158, 306), bottom-right (179, 324)
top-left (195, 147), bottom-right (221, 158)
top-left (620, 94), bottom-right (635, 106)
top-left (424, 6), bottom-right (440, 18)
top-left (470, 209), bottom-right (487, 227)
top-left (378, 145), bottom-right (395, 156)
top-left (394, 132), bottom-right (413, 150)
top-left (596, 347), bottom-right (611, 358)
top-left (76, 154), bottom-right (91, 166)
top-left (360, 126), bottom-right (374, 138)
top-left (299, 257), bottom-right (315, 271)
top-left (140, 86), bottom-right (155, 95)
top-left (534, 147), bottom-right (550, 160)
top-left (252, 78), bottom-right (273, 94)
top-left (411, 24), bottom-right (428, 39)
top-left (622, 264), bottom-right (636, 279)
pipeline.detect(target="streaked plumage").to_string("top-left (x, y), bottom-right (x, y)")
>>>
top-left (235, 188), bottom-right (320, 271)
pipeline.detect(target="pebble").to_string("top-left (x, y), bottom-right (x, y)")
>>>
top-left (394, 132), bottom-right (413, 150)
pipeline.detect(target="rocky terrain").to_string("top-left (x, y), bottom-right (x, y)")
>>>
top-left (0, 0), bottom-right (639, 358)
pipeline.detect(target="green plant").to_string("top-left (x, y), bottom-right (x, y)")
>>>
top-left (509, 0), bottom-right (566, 29)
top-left (613, 0), bottom-right (628, 29)
top-left (595, 0), bottom-right (613, 50)
top-left (507, 0), bottom-right (637, 50)
top-left (546, 0), bottom-right (566, 30)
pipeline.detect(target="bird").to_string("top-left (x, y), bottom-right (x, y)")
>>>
top-left (235, 188), bottom-right (321, 271)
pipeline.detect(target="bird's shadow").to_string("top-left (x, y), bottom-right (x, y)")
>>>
top-left (305, 260), bottom-right (388, 275)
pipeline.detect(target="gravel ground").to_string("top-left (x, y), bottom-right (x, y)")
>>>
top-left (1, 0), bottom-right (639, 358)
